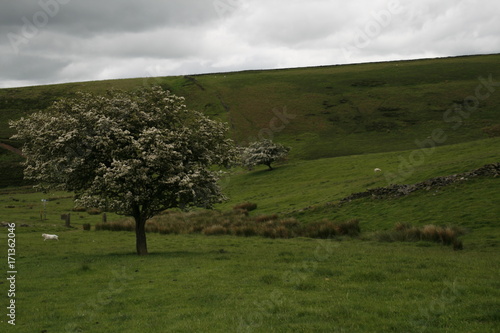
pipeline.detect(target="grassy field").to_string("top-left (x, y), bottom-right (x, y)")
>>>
top-left (1, 225), bottom-right (499, 332)
top-left (0, 55), bottom-right (499, 332)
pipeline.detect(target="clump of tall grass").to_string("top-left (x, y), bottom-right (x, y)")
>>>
top-left (202, 225), bottom-right (228, 236)
top-left (95, 209), bottom-right (360, 240)
top-left (254, 214), bottom-right (279, 223)
top-left (376, 222), bottom-right (465, 249)
top-left (86, 208), bottom-right (102, 215)
top-left (233, 202), bottom-right (257, 212)
top-left (335, 219), bottom-right (361, 236)
top-left (302, 219), bottom-right (360, 238)
top-left (95, 220), bottom-right (134, 232)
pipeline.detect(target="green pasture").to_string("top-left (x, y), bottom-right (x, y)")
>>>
top-left (0, 226), bottom-right (499, 332)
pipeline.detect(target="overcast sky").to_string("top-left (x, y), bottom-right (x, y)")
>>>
top-left (1, 0), bottom-right (499, 88)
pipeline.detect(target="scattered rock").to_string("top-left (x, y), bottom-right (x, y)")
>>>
top-left (340, 162), bottom-right (500, 204)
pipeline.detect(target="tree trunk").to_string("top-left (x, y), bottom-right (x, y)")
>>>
top-left (134, 215), bottom-right (148, 256)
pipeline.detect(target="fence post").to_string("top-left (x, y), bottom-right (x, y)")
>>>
top-left (61, 213), bottom-right (71, 227)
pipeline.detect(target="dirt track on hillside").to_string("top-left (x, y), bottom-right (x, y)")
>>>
top-left (0, 142), bottom-right (24, 157)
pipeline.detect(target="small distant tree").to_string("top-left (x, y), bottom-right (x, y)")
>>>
top-left (10, 87), bottom-right (236, 255)
top-left (241, 140), bottom-right (290, 170)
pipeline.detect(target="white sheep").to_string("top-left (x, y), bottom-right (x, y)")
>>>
top-left (42, 233), bottom-right (59, 241)
top-left (374, 168), bottom-right (382, 172)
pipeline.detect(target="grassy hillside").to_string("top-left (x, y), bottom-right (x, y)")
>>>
top-left (1, 54), bottom-right (500, 186)
top-left (216, 138), bottom-right (500, 212)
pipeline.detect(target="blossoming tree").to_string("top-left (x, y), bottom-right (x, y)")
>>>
top-left (10, 87), bottom-right (235, 255)
top-left (241, 139), bottom-right (290, 170)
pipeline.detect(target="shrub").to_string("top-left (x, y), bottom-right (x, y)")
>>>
top-left (421, 225), bottom-right (439, 242)
top-left (93, 209), bottom-right (361, 241)
top-left (95, 220), bottom-right (134, 232)
top-left (453, 239), bottom-right (464, 251)
top-left (437, 227), bottom-right (456, 245)
top-left (233, 202), bottom-right (257, 212)
top-left (482, 124), bottom-right (500, 137)
top-left (375, 231), bottom-right (395, 242)
top-left (273, 226), bottom-right (293, 239)
top-left (303, 220), bottom-right (338, 239)
top-left (335, 219), bottom-right (360, 236)
top-left (254, 214), bottom-right (279, 223)
top-left (232, 226), bottom-right (258, 237)
top-left (394, 222), bottom-right (412, 231)
top-left (146, 222), bottom-right (159, 233)
top-left (377, 223), bottom-right (465, 248)
top-left (202, 225), bottom-right (228, 236)
top-left (86, 208), bottom-right (102, 215)
top-left (158, 225), bottom-right (178, 235)
top-left (278, 218), bottom-right (300, 229)
top-left (82, 223), bottom-right (91, 231)
top-left (261, 227), bottom-right (278, 239)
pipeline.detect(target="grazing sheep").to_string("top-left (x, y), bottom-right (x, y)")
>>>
top-left (42, 233), bottom-right (59, 241)
top-left (374, 168), bottom-right (382, 172)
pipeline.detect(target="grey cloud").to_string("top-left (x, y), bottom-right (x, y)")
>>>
top-left (0, 0), bottom-right (499, 88)
top-left (1, 0), bottom-right (220, 37)
top-left (0, 53), bottom-right (70, 82)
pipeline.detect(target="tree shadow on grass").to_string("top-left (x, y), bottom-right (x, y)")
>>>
top-left (92, 250), bottom-right (213, 259)
top-left (246, 163), bottom-right (292, 177)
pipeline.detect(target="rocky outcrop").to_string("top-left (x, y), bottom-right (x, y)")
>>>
top-left (339, 163), bottom-right (500, 203)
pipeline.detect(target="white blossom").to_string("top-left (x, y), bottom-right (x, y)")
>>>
top-left (10, 86), bottom-right (236, 255)
top-left (241, 139), bottom-right (290, 170)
